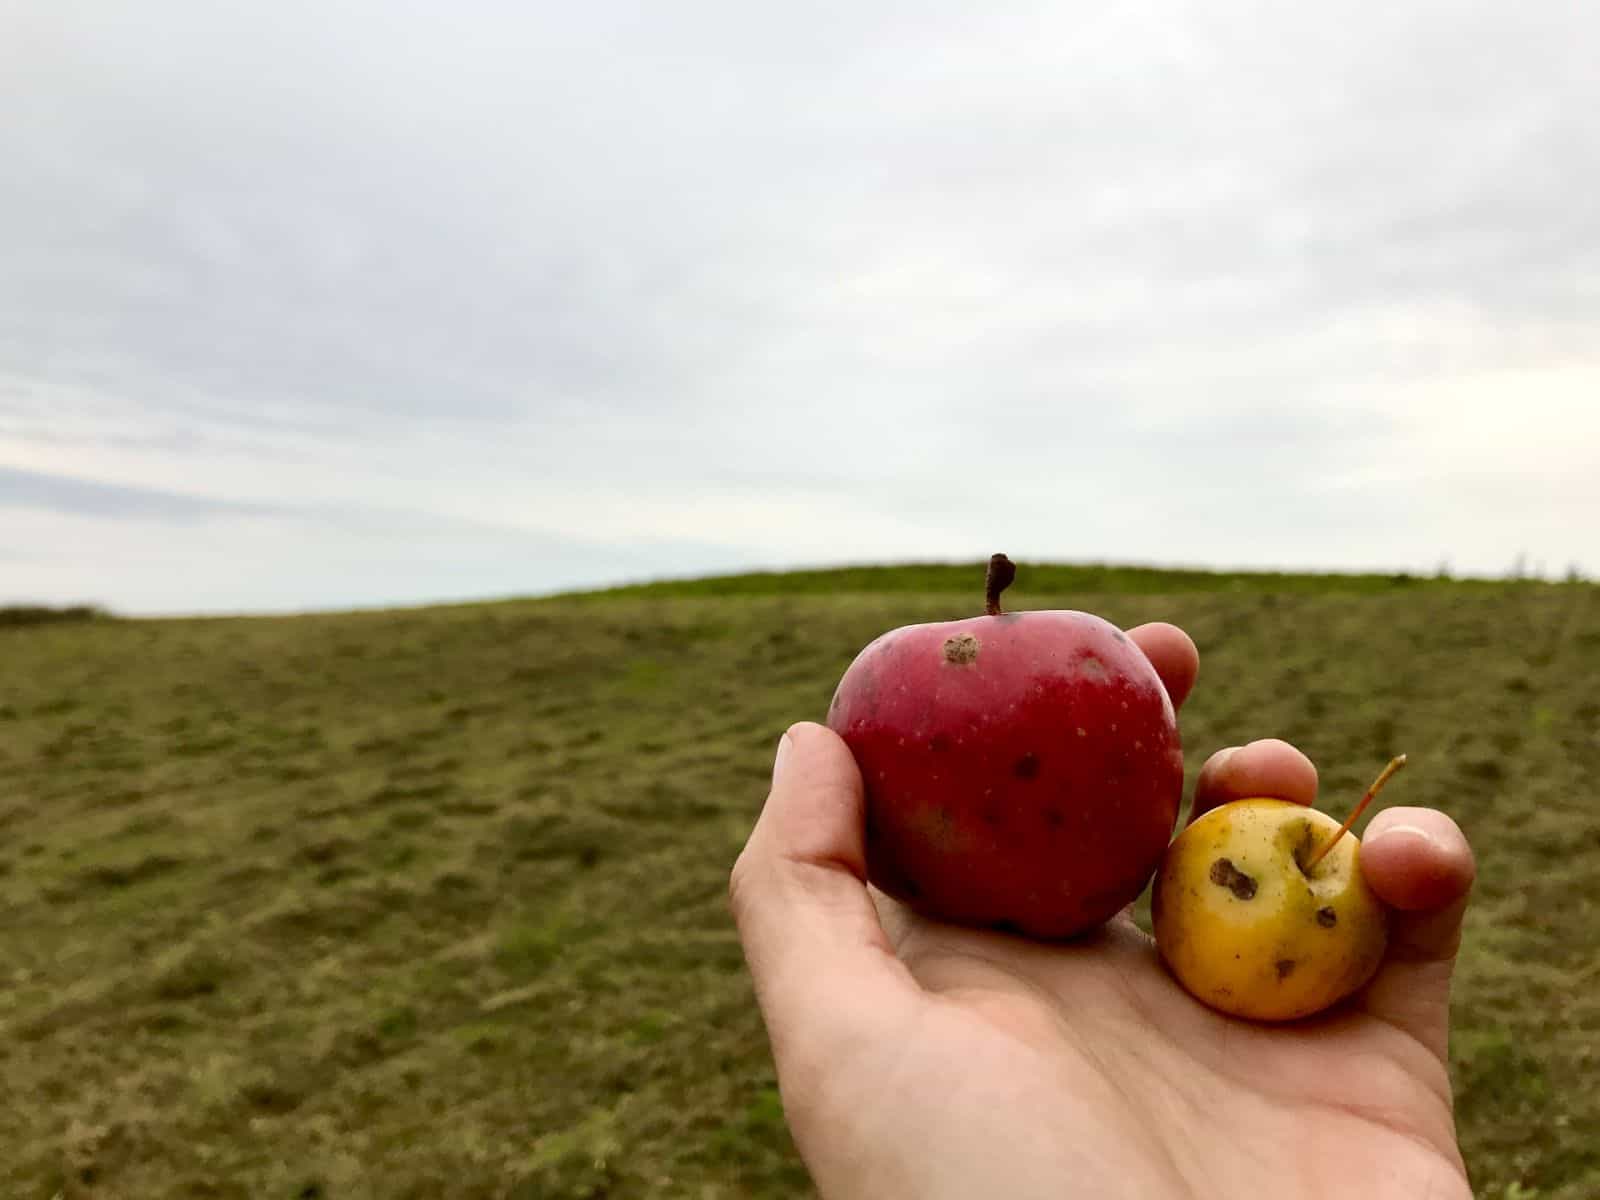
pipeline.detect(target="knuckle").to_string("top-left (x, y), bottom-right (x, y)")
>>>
top-left (727, 851), bottom-right (758, 922)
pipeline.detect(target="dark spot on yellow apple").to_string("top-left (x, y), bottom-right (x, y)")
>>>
top-left (1043, 807), bottom-right (1064, 829)
top-left (1275, 958), bottom-right (1296, 980)
top-left (1013, 752), bottom-right (1040, 779)
top-left (1316, 906), bottom-right (1338, 927)
top-left (1209, 857), bottom-right (1257, 900)
top-left (929, 733), bottom-right (952, 752)
top-left (942, 634), bottom-right (980, 665)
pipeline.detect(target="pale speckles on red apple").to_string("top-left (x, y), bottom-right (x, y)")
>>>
top-left (942, 633), bottom-right (980, 665)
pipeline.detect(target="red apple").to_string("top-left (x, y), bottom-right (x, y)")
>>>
top-left (826, 554), bottom-right (1184, 938)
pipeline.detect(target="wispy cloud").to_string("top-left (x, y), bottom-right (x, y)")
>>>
top-left (0, 464), bottom-right (290, 523)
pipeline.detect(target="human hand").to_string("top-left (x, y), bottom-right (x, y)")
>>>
top-left (730, 623), bottom-right (1476, 1199)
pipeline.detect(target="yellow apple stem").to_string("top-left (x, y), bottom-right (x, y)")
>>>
top-left (1303, 754), bottom-right (1408, 873)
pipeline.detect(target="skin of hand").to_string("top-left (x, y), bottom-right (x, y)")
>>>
top-left (729, 623), bottom-right (1476, 1199)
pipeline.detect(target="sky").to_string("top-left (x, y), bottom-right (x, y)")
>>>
top-left (3, 1), bottom-right (1597, 615)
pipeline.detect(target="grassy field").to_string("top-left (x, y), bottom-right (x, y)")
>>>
top-left (1, 564), bottom-right (1596, 1197)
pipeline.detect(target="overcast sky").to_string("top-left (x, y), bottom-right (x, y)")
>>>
top-left (3, 2), bottom-right (1597, 614)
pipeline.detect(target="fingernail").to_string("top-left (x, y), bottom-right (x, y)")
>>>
top-left (1376, 823), bottom-right (1439, 849)
top-left (772, 729), bottom-right (794, 785)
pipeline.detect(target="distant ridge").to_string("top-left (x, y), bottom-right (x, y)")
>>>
top-left (576, 560), bottom-right (1562, 601)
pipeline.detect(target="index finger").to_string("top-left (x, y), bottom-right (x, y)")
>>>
top-left (1189, 738), bottom-right (1320, 823)
top-left (1126, 622), bottom-right (1199, 710)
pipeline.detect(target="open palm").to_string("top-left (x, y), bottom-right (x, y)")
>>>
top-left (731, 623), bottom-right (1475, 1199)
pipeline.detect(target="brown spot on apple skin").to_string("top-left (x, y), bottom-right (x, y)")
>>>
top-left (929, 733), bottom-right (953, 752)
top-left (1316, 906), bottom-right (1338, 927)
top-left (1275, 958), bottom-right (1297, 980)
top-left (942, 634), bottom-right (980, 665)
top-left (1043, 807), bottom-right (1064, 829)
top-left (1209, 857), bottom-right (1258, 900)
top-left (1013, 752), bottom-right (1040, 780)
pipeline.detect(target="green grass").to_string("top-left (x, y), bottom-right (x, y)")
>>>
top-left (1, 564), bottom-right (1596, 1197)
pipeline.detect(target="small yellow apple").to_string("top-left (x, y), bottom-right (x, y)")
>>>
top-left (1151, 781), bottom-right (1395, 1022)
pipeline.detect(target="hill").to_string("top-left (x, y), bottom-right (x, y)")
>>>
top-left (1, 564), bottom-right (1596, 1197)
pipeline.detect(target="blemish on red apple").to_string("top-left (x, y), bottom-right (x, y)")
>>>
top-left (942, 633), bottom-right (980, 665)
top-left (915, 805), bottom-right (962, 851)
top-left (1316, 906), bottom-right (1338, 927)
top-left (1043, 807), bottom-right (1064, 829)
top-left (1209, 857), bottom-right (1258, 900)
top-left (1012, 752), bottom-right (1040, 779)
top-left (928, 733), bottom-right (953, 752)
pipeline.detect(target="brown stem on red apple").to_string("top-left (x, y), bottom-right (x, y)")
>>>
top-left (985, 553), bottom-right (1016, 616)
top-left (1303, 754), bottom-right (1408, 872)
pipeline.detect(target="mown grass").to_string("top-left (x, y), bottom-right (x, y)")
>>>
top-left (1, 565), bottom-right (1596, 1197)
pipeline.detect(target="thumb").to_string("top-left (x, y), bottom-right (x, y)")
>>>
top-left (1356, 806), bottom-right (1477, 1062)
top-left (730, 722), bottom-right (918, 1075)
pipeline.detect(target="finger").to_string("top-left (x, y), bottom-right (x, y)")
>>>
top-left (1189, 738), bottom-right (1319, 823)
top-left (1126, 622), bottom-right (1199, 709)
top-left (729, 723), bottom-right (920, 1069)
top-left (1356, 807), bottom-right (1476, 1061)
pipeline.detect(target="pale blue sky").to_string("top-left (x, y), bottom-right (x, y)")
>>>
top-left (4, 1), bottom-right (1597, 614)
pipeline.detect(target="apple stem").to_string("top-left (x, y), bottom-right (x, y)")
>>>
top-left (985, 553), bottom-right (1016, 616)
top-left (1303, 754), bottom-right (1408, 872)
